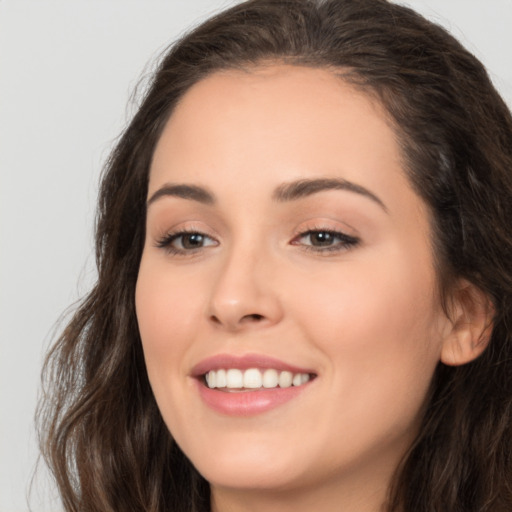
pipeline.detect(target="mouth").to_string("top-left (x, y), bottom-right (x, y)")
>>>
top-left (191, 354), bottom-right (317, 415)
top-left (202, 368), bottom-right (314, 391)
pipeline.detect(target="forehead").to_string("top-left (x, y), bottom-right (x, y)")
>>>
top-left (170, 64), bottom-right (387, 121)
top-left (148, 64), bottom-right (425, 223)
top-left (151, 65), bottom-right (399, 181)
top-left (160, 64), bottom-right (394, 147)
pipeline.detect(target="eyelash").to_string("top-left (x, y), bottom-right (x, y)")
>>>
top-left (290, 229), bottom-right (360, 253)
top-left (155, 228), bottom-right (360, 256)
top-left (155, 229), bottom-right (218, 255)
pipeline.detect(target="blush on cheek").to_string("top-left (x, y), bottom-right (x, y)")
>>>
top-left (300, 259), bottom-right (440, 366)
top-left (136, 261), bottom-right (200, 340)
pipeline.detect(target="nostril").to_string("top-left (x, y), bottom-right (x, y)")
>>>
top-left (209, 312), bottom-right (265, 329)
top-left (242, 313), bottom-right (264, 322)
top-left (210, 315), bottom-right (222, 325)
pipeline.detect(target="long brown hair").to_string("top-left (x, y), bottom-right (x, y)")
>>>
top-left (38, 1), bottom-right (512, 510)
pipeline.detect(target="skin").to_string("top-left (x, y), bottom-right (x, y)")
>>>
top-left (135, 65), bottom-right (461, 512)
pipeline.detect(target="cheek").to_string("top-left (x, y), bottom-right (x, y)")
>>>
top-left (295, 257), bottom-right (439, 338)
top-left (135, 255), bottom-right (213, 442)
top-left (135, 257), bottom-right (204, 381)
top-left (290, 251), bottom-right (444, 411)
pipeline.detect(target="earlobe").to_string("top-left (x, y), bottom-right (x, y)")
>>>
top-left (440, 280), bottom-right (495, 366)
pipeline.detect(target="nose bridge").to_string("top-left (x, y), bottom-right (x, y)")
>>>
top-left (207, 236), bottom-right (282, 330)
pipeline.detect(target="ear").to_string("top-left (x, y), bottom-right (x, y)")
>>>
top-left (440, 279), bottom-right (495, 366)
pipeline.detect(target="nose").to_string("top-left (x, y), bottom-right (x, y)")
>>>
top-left (207, 245), bottom-right (284, 332)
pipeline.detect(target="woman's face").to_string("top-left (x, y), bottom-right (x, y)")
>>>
top-left (136, 65), bottom-right (452, 503)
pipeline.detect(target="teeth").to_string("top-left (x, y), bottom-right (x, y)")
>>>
top-left (216, 369), bottom-right (227, 387)
top-left (226, 369), bottom-right (243, 388)
top-left (205, 370), bottom-right (216, 388)
top-left (262, 369), bottom-right (278, 388)
top-left (205, 368), bottom-right (311, 390)
top-left (243, 368), bottom-right (262, 388)
top-left (279, 371), bottom-right (293, 388)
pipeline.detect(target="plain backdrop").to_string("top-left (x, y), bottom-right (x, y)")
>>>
top-left (1, 1), bottom-right (511, 511)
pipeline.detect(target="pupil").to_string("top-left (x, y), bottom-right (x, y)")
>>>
top-left (183, 234), bottom-right (203, 248)
top-left (312, 232), bottom-right (333, 246)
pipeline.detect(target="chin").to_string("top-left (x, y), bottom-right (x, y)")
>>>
top-left (189, 442), bottom-right (310, 492)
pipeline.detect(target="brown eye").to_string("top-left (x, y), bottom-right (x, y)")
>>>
top-left (292, 230), bottom-right (360, 253)
top-left (180, 233), bottom-right (207, 249)
top-left (308, 231), bottom-right (336, 246)
top-left (156, 231), bottom-right (218, 254)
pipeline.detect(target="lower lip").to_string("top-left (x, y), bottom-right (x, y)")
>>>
top-left (196, 380), bottom-right (312, 416)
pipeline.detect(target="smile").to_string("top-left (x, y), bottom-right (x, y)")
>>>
top-left (192, 354), bottom-right (317, 416)
top-left (204, 368), bottom-right (311, 390)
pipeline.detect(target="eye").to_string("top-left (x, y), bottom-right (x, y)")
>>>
top-left (156, 230), bottom-right (218, 254)
top-left (292, 229), bottom-right (359, 253)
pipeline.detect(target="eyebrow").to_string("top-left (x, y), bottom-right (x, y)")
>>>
top-left (147, 177), bottom-right (387, 212)
top-left (273, 178), bottom-right (387, 211)
top-left (147, 184), bottom-right (215, 207)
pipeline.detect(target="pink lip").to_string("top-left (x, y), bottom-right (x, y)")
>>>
top-left (191, 353), bottom-right (316, 417)
top-left (191, 353), bottom-right (314, 377)
top-left (196, 383), bottom-right (311, 416)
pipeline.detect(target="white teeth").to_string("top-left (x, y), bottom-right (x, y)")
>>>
top-left (216, 369), bottom-right (227, 387)
top-left (206, 370), bottom-right (216, 388)
top-left (243, 368), bottom-right (262, 388)
top-left (226, 369), bottom-right (243, 388)
top-left (262, 369), bottom-right (279, 388)
top-left (204, 368), bottom-right (311, 390)
top-left (278, 371), bottom-right (293, 388)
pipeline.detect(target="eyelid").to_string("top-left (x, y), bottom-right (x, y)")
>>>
top-left (292, 229), bottom-right (359, 246)
top-left (290, 222), bottom-right (360, 254)
top-left (154, 225), bottom-right (219, 256)
top-left (291, 219), bottom-right (359, 240)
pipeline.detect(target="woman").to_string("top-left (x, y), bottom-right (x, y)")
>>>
top-left (39, 0), bottom-right (512, 511)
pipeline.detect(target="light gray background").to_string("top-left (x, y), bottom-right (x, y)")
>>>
top-left (1, 1), bottom-right (511, 511)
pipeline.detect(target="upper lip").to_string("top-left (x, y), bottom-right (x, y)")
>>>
top-left (190, 353), bottom-right (316, 378)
